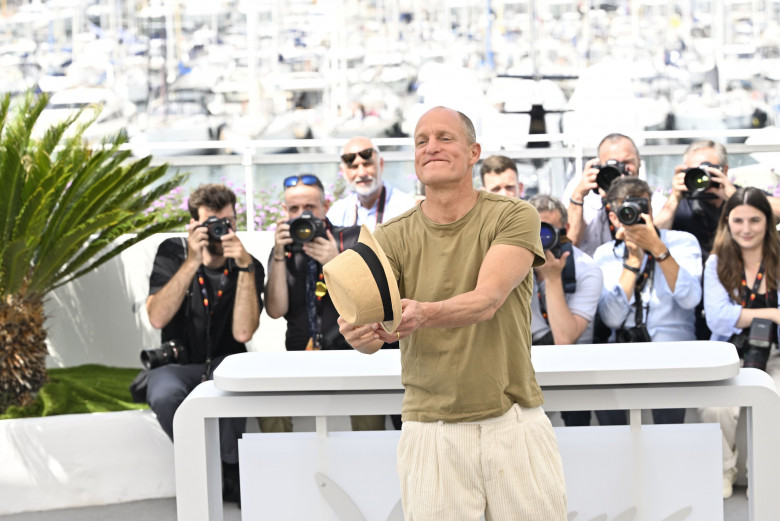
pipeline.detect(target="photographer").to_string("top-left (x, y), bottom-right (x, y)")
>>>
top-left (701, 187), bottom-right (780, 498)
top-left (563, 133), bottom-right (666, 256)
top-left (653, 140), bottom-right (736, 258)
top-left (266, 174), bottom-right (394, 430)
top-left (528, 195), bottom-right (604, 427)
top-left (144, 183), bottom-right (264, 504)
top-left (593, 177), bottom-right (702, 425)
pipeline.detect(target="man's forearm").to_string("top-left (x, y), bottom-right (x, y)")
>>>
top-left (567, 203), bottom-right (586, 246)
top-left (264, 257), bottom-right (290, 318)
top-left (653, 193), bottom-right (682, 229)
top-left (543, 277), bottom-right (588, 345)
top-left (146, 258), bottom-right (200, 329)
top-left (232, 271), bottom-right (261, 343)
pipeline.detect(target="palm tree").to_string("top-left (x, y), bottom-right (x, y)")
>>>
top-left (0, 91), bottom-right (189, 413)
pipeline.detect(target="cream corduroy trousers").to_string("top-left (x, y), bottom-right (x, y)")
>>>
top-left (396, 404), bottom-right (567, 521)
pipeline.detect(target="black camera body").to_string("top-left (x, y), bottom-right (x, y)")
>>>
top-left (141, 339), bottom-right (188, 370)
top-left (683, 162), bottom-right (721, 194)
top-left (538, 222), bottom-right (577, 294)
top-left (200, 216), bottom-right (232, 242)
top-left (616, 196), bottom-right (649, 225)
top-left (594, 159), bottom-right (629, 193)
top-left (615, 325), bottom-right (652, 343)
top-left (731, 318), bottom-right (778, 371)
top-left (286, 210), bottom-right (327, 252)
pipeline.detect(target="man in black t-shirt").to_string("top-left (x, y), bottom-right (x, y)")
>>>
top-left (145, 183), bottom-right (264, 504)
top-left (266, 174), bottom-right (395, 430)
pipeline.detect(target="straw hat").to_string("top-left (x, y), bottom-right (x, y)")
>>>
top-left (323, 225), bottom-right (401, 333)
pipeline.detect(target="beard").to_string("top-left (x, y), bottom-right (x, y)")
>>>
top-left (206, 241), bottom-right (223, 257)
top-left (349, 176), bottom-right (380, 197)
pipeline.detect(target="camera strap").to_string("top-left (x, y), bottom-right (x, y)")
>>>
top-left (352, 185), bottom-right (386, 227)
top-left (197, 264), bottom-right (230, 377)
top-left (618, 253), bottom-right (654, 330)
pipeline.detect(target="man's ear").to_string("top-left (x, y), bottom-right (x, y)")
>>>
top-left (518, 183), bottom-right (525, 198)
top-left (469, 142), bottom-right (481, 166)
top-left (607, 210), bottom-right (620, 229)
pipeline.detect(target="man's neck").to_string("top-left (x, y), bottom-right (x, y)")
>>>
top-left (421, 186), bottom-right (480, 224)
top-left (202, 249), bottom-right (226, 270)
top-left (356, 185), bottom-right (383, 209)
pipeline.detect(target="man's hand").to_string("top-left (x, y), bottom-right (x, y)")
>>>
top-left (220, 229), bottom-right (252, 267)
top-left (535, 249), bottom-right (570, 281)
top-left (706, 166), bottom-right (736, 201)
top-left (302, 229), bottom-right (339, 265)
top-left (186, 219), bottom-right (210, 264)
top-left (572, 158), bottom-right (601, 201)
top-left (670, 165), bottom-right (688, 199)
top-left (273, 220), bottom-right (293, 258)
top-left (338, 317), bottom-right (385, 354)
top-left (617, 214), bottom-right (666, 261)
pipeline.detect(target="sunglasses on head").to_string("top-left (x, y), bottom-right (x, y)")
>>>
top-left (340, 148), bottom-right (375, 166)
top-left (283, 174), bottom-right (320, 189)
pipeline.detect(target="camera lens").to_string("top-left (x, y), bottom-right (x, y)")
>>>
top-left (290, 221), bottom-right (314, 241)
top-left (596, 165), bottom-right (622, 192)
top-left (684, 167), bottom-right (710, 192)
top-left (211, 224), bottom-right (227, 238)
top-left (539, 223), bottom-right (557, 250)
top-left (617, 206), bottom-right (638, 224)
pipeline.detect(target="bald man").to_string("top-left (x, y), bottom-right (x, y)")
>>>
top-left (327, 136), bottom-right (416, 231)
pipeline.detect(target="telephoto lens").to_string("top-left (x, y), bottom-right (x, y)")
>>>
top-left (594, 160), bottom-right (629, 193)
top-left (683, 162), bottom-right (720, 193)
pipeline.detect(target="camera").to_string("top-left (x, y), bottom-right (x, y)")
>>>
top-left (286, 210), bottom-right (327, 252)
top-left (594, 160), bottom-right (629, 193)
top-left (141, 339), bottom-right (188, 370)
top-left (615, 325), bottom-right (652, 343)
top-left (538, 222), bottom-right (577, 293)
top-left (616, 196), bottom-right (649, 225)
top-left (200, 216), bottom-right (232, 242)
top-left (683, 162), bottom-right (721, 193)
top-left (539, 222), bottom-right (567, 258)
top-left (731, 318), bottom-right (777, 371)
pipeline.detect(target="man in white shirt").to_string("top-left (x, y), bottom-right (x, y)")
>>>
top-left (562, 133), bottom-right (666, 256)
top-left (327, 136), bottom-right (416, 231)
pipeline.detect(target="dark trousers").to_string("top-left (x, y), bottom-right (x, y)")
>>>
top-left (561, 408), bottom-right (686, 426)
top-left (146, 358), bottom-right (246, 464)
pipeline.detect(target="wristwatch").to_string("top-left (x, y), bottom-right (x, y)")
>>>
top-left (654, 250), bottom-right (672, 262)
top-left (235, 263), bottom-right (255, 273)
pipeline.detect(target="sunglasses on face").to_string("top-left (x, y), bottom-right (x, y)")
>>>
top-left (340, 148), bottom-right (375, 166)
top-left (284, 174), bottom-right (321, 189)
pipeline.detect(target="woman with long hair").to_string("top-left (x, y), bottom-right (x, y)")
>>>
top-left (702, 186), bottom-right (780, 498)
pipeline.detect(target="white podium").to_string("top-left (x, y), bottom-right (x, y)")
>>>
top-left (173, 341), bottom-right (780, 521)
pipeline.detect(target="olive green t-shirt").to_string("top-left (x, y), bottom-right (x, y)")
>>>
top-left (374, 191), bottom-right (546, 422)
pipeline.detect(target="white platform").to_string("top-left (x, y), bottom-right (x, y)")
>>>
top-left (174, 342), bottom-right (780, 521)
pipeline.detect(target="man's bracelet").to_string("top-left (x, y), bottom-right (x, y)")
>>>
top-left (622, 263), bottom-right (641, 274)
top-left (569, 197), bottom-right (584, 206)
top-left (273, 255), bottom-right (286, 262)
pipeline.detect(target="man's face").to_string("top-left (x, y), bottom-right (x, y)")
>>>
top-left (414, 107), bottom-right (480, 188)
top-left (340, 138), bottom-right (383, 196)
top-left (598, 138), bottom-right (640, 176)
top-left (197, 204), bottom-right (236, 256)
top-left (482, 169), bottom-right (523, 198)
top-left (538, 209), bottom-right (566, 231)
top-left (283, 184), bottom-right (329, 220)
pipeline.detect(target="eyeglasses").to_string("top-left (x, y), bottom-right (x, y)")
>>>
top-left (283, 174), bottom-right (322, 189)
top-left (340, 148), bottom-right (375, 166)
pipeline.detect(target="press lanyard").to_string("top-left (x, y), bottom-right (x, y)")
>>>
top-left (741, 262), bottom-right (766, 307)
top-left (196, 264), bottom-right (230, 379)
top-left (353, 185), bottom-right (386, 227)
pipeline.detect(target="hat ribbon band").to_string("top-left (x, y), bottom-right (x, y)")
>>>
top-left (349, 242), bottom-right (394, 322)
